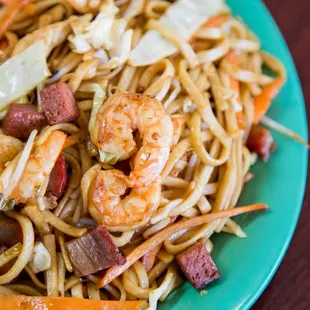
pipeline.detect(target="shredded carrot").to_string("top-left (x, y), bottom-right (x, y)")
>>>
top-left (223, 51), bottom-right (246, 130)
top-left (254, 77), bottom-right (285, 124)
top-left (0, 38), bottom-right (8, 51)
top-left (98, 204), bottom-right (268, 288)
top-left (0, 0), bottom-right (29, 40)
top-left (230, 78), bottom-right (245, 129)
top-left (190, 14), bottom-right (229, 43)
top-left (203, 14), bottom-right (229, 28)
top-left (236, 111), bottom-right (245, 130)
top-left (21, 3), bottom-right (36, 14)
top-left (229, 76), bottom-right (240, 94)
top-left (224, 50), bottom-right (238, 67)
top-left (0, 295), bottom-right (148, 310)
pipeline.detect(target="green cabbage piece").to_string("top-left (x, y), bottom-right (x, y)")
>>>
top-left (0, 40), bottom-right (50, 114)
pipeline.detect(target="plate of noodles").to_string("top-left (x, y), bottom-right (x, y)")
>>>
top-left (0, 0), bottom-right (307, 309)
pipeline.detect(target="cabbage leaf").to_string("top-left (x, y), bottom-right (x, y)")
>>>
top-left (129, 0), bottom-right (228, 66)
top-left (0, 40), bottom-right (50, 112)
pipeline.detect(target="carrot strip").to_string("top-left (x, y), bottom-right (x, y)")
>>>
top-left (236, 111), bottom-right (245, 130)
top-left (224, 50), bottom-right (238, 67)
top-left (98, 204), bottom-right (268, 288)
top-left (230, 77), bottom-right (245, 130)
top-left (223, 51), bottom-right (246, 130)
top-left (203, 14), bottom-right (229, 28)
top-left (0, 38), bottom-right (8, 51)
top-left (223, 51), bottom-right (285, 126)
top-left (0, 0), bottom-right (29, 40)
top-left (0, 295), bottom-right (148, 310)
top-left (21, 3), bottom-right (36, 14)
top-left (254, 77), bottom-right (285, 124)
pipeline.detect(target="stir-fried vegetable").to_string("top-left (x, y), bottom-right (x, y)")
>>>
top-left (68, 1), bottom-right (133, 67)
top-left (88, 84), bottom-right (121, 164)
top-left (98, 204), bottom-right (267, 287)
top-left (223, 51), bottom-right (245, 130)
top-left (12, 20), bottom-right (71, 57)
top-left (29, 242), bottom-right (51, 273)
top-left (203, 14), bottom-right (229, 27)
top-left (253, 77), bottom-right (285, 124)
top-left (0, 0), bottom-right (28, 40)
top-left (0, 295), bottom-right (148, 310)
top-left (0, 40), bottom-right (50, 112)
top-left (88, 84), bottom-right (107, 161)
top-left (261, 116), bottom-right (309, 148)
top-left (129, 0), bottom-right (228, 66)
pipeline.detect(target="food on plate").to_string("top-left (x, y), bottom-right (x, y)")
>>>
top-left (66, 225), bottom-right (127, 277)
top-left (246, 125), bottom-right (275, 162)
top-left (176, 242), bottom-right (220, 290)
top-left (0, 295), bottom-right (147, 310)
top-left (2, 104), bottom-right (47, 139)
top-left (41, 82), bottom-right (80, 125)
top-left (0, 0), bottom-right (307, 309)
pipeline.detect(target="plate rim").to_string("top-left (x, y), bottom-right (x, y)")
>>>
top-left (159, 0), bottom-right (308, 309)
top-left (242, 1), bottom-right (309, 308)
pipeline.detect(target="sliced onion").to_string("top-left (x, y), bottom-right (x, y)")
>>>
top-left (261, 116), bottom-right (309, 148)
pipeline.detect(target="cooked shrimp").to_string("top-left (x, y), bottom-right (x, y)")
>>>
top-left (92, 93), bottom-right (173, 187)
top-left (12, 19), bottom-right (71, 56)
top-left (88, 169), bottom-right (161, 229)
top-left (171, 114), bottom-right (185, 147)
top-left (0, 131), bottom-right (67, 204)
top-left (66, 0), bottom-right (101, 13)
top-left (0, 134), bottom-right (23, 173)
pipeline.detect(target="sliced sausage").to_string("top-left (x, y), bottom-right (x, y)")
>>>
top-left (176, 242), bottom-right (220, 290)
top-left (2, 104), bottom-right (47, 139)
top-left (246, 125), bottom-right (276, 161)
top-left (41, 82), bottom-right (80, 125)
top-left (0, 215), bottom-right (22, 247)
top-left (66, 225), bottom-right (127, 277)
top-left (47, 155), bottom-right (68, 198)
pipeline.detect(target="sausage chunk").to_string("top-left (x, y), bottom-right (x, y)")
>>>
top-left (2, 104), bottom-right (47, 139)
top-left (246, 125), bottom-right (275, 161)
top-left (48, 155), bottom-right (68, 198)
top-left (66, 225), bottom-right (126, 277)
top-left (41, 82), bottom-right (79, 125)
top-left (176, 242), bottom-right (220, 290)
top-left (0, 215), bottom-right (23, 247)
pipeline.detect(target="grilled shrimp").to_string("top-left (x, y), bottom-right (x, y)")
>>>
top-left (88, 169), bottom-right (161, 229)
top-left (66, 0), bottom-right (101, 13)
top-left (0, 134), bottom-right (23, 173)
top-left (92, 93), bottom-right (173, 187)
top-left (0, 131), bottom-right (67, 204)
top-left (12, 19), bottom-right (71, 56)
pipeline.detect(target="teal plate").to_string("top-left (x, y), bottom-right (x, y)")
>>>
top-left (160, 0), bottom-right (308, 309)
